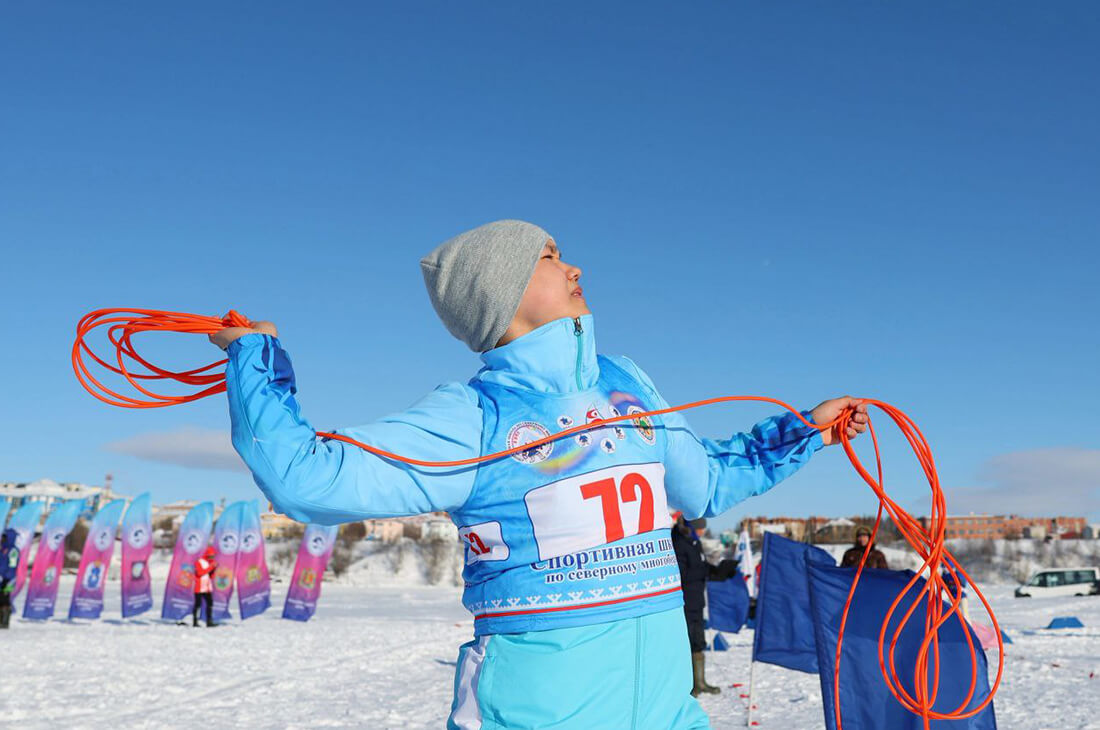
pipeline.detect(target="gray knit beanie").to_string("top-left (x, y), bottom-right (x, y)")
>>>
top-left (420, 220), bottom-right (552, 352)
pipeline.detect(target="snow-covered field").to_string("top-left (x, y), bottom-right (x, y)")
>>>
top-left (2, 582), bottom-right (1097, 729)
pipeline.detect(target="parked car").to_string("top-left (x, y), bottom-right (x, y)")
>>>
top-left (1015, 567), bottom-right (1100, 598)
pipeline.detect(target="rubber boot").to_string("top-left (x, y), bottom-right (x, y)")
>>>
top-left (0, 604), bottom-right (11, 629)
top-left (691, 651), bottom-right (720, 696)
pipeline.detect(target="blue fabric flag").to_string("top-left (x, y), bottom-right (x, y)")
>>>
top-left (751, 532), bottom-right (836, 673)
top-left (806, 562), bottom-right (997, 730)
top-left (707, 577), bottom-right (749, 634)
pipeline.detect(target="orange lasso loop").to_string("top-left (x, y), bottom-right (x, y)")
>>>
top-left (72, 308), bottom-right (1002, 727)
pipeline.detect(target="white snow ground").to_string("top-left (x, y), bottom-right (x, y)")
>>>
top-left (1, 583), bottom-right (1097, 729)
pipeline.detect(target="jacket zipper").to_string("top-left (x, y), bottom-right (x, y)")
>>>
top-left (573, 317), bottom-right (584, 390)
top-left (631, 616), bottom-right (642, 729)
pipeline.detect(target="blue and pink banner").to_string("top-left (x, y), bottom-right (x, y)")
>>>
top-left (235, 501), bottom-right (270, 620)
top-left (8, 501), bottom-right (45, 600)
top-left (23, 499), bottom-right (84, 620)
top-left (211, 501), bottom-right (245, 621)
top-left (282, 523), bottom-right (338, 622)
top-left (161, 501), bottom-right (214, 621)
top-left (121, 493), bottom-right (154, 617)
top-left (68, 499), bottom-right (126, 620)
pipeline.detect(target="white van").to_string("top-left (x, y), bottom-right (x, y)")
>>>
top-left (1015, 567), bottom-right (1100, 598)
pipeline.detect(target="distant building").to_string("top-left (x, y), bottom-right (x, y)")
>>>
top-left (917, 514), bottom-right (1087, 540)
top-left (0, 477), bottom-right (130, 519)
top-left (260, 511), bottom-right (300, 539)
top-left (1082, 524), bottom-right (1100, 540)
top-left (365, 518), bottom-right (405, 543)
top-left (152, 500), bottom-right (201, 527)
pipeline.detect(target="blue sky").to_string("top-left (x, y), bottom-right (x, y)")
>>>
top-left (2, 2), bottom-right (1097, 531)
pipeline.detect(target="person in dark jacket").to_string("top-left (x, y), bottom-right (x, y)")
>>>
top-left (672, 513), bottom-right (738, 697)
top-left (841, 526), bottom-right (889, 570)
top-left (1, 528), bottom-right (21, 629)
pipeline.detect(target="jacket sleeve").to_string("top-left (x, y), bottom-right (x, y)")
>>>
top-left (606, 355), bottom-right (824, 520)
top-left (224, 334), bottom-right (483, 525)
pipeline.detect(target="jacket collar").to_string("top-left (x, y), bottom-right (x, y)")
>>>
top-left (474, 314), bottom-right (599, 394)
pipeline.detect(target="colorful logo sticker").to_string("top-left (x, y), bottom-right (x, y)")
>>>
top-left (575, 432), bottom-right (592, 448)
top-left (507, 421), bottom-right (553, 464)
top-left (557, 415), bottom-right (574, 429)
top-left (608, 405), bottom-right (626, 440)
top-left (600, 438), bottom-right (616, 454)
top-left (627, 405), bottom-right (656, 445)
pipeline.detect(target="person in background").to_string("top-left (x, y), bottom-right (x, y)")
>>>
top-left (193, 545), bottom-right (217, 627)
top-left (841, 525), bottom-right (888, 569)
top-left (672, 513), bottom-right (737, 697)
top-left (0, 528), bottom-right (20, 629)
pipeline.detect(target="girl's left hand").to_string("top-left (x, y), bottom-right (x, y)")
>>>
top-left (810, 397), bottom-right (869, 446)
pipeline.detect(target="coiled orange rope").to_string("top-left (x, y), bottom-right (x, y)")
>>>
top-left (73, 308), bottom-right (1002, 728)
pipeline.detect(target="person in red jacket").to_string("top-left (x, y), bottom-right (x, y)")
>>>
top-left (193, 546), bottom-right (217, 627)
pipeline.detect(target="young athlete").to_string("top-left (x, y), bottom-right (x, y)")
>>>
top-left (212, 219), bottom-right (868, 729)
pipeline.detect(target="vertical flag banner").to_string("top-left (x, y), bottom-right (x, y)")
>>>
top-left (121, 492), bottom-right (154, 617)
top-left (211, 501), bottom-right (245, 621)
top-left (161, 501), bottom-right (214, 621)
top-left (806, 562), bottom-right (998, 730)
top-left (7, 501), bottom-right (43, 599)
top-left (23, 499), bottom-right (84, 620)
top-left (0, 500), bottom-right (11, 531)
top-left (68, 499), bottom-right (126, 620)
top-left (282, 523), bottom-right (338, 622)
top-left (707, 577), bottom-right (750, 634)
top-left (752, 532), bottom-right (836, 673)
top-left (734, 528), bottom-right (756, 598)
top-left (236, 501), bottom-right (271, 619)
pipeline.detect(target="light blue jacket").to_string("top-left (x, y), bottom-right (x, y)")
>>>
top-left (225, 314), bottom-right (823, 528)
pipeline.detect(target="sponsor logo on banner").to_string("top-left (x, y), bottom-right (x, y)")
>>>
top-left (219, 532), bottom-right (239, 555)
top-left (299, 568), bottom-right (317, 589)
top-left (92, 528), bottom-right (113, 552)
top-left (246, 566), bottom-right (262, 584)
top-left (44, 566), bottom-right (57, 586)
top-left (524, 462), bottom-right (672, 561)
top-left (240, 531), bottom-right (261, 553)
top-left (46, 529), bottom-right (66, 552)
top-left (130, 560), bottom-right (145, 580)
top-left (214, 570), bottom-right (233, 591)
top-left (183, 530), bottom-right (205, 554)
top-left (627, 406), bottom-right (656, 445)
top-left (84, 561), bottom-right (104, 589)
top-left (507, 421), bottom-right (553, 464)
top-left (306, 534), bottom-right (331, 557)
top-left (127, 524), bottom-right (150, 549)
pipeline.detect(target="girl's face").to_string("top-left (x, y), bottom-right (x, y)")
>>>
top-left (502, 240), bottom-right (589, 344)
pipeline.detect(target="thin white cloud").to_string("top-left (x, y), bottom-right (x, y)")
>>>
top-left (944, 448), bottom-right (1100, 518)
top-left (105, 427), bottom-right (247, 472)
